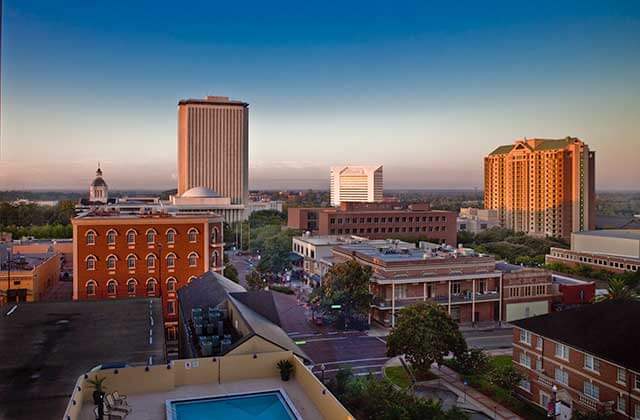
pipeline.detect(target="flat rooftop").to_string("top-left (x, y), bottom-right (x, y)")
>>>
top-left (334, 242), bottom-right (486, 264)
top-left (573, 229), bottom-right (640, 240)
top-left (0, 252), bottom-right (56, 271)
top-left (0, 299), bottom-right (165, 420)
top-left (295, 234), bottom-right (414, 248)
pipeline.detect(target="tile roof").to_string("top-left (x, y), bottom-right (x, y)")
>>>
top-left (489, 145), bottom-right (514, 155)
top-left (513, 301), bottom-right (640, 372)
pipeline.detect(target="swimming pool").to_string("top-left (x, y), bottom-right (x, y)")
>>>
top-left (166, 390), bottom-right (301, 420)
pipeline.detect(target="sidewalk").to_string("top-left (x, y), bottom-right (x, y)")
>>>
top-left (432, 364), bottom-right (522, 420)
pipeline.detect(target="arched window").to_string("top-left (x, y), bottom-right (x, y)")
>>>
top-left (106, 255), bottom-right (117, 270)
top-left (127, 229), bottom-right (137, 245)
top-left (146, 278), bottom-right (158, 296)
top-left (106, 229), bottom-right (117, 246)
top-left (188, 252), bottom-right (199, 267)
top-left (86, 280), bottom-right (97, 296)
top-left (127, 278), bottom-right (137, 294)
top-left (188, 228), bottom-right (199, 243)
top-left (166, 277), bottom-right (177, 292)
top-left (166, 228), bottom-right (176, 243)
top-left (86, 230), bottom-right (96, 245)
top-left (86, 255), bottom-right (97, 271)
top-left (188, 276), bottom-right (197, 284)
top-left (107, 279), bottom-right (117, 296)
top-left (211, 251), bottom-right (219, 268)
top-left (146, 254), bottom-right (156, 269)
top-left (127, 254), bottom-right (137, 269)
top-left (146, 229), bottom-right (157, 244)
top-left (166, 253), bottom-right (176, 268)
top-left (211, 227), bottom-right (219, 244)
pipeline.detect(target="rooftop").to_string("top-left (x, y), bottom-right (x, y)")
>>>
top-left (488, 137), bottom-right (581, 155)
top-left (178, 96), bottom-right (249, 107)
top-left (0, 299), bottom-right (165, 420)
top-left (0, 252), bottom-right (57, 272)
top-left (333, 242), bottom-right (488, 265)
top-left (513, 301), bottom-right (640, 372)
top-left (572, 229), bottom-right (640, 241)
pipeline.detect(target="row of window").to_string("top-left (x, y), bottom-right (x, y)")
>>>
top-left (86, 227), bottom-right (218, 246)
top-left (330, 215), bottom-right (447, 224)
top-left (504, 284), bottom-right (548, 298)
top-left (85, 276), bottom-right (196, 297)
top-left (85, 251), bottom-right (209, 271)
top-left (551, 251), bottom-right (639, 272)
top-left (329, 225), bottom-right (447, 235)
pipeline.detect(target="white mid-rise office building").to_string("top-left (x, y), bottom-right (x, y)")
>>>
top-left (330, 165), bottom-right (383, 206)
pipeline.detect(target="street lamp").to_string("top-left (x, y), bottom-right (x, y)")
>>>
top-left (320, 363), bottom-right (326, 384)
top-left (550, 384), bottom-right (558, 418)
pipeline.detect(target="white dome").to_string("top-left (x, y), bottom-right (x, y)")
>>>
top-left (181, 186), bottom-right (220, 198)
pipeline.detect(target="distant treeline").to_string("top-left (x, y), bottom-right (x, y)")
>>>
top-left (0, 201), bottom-right (77, 239)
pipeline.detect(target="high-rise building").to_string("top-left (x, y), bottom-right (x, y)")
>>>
top-left (484, 137), bottom-right (595, 240)
top-left (330, 165), bottom-right (383, 206)
top-left (177, 96), bottom-right (249, 205)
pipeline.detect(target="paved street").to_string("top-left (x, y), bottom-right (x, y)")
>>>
top-left (227, 252), bottom-right (255, 288)
top-left (463, 328), bottom-right (513, 350)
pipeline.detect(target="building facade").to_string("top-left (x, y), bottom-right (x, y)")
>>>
top-left (457, 207), bottom-right (500, 234)
top-left (288, 202), bottom-right (457, 246)
top-left (546, 230), bottom-right (640, 274)
top-left (484, 137), bottom-right (595, 240)
top-left (72, 210), bottom-right (224, 345)
top-left (0, 252), bottom-right (61, 303)
top-left (177, 96), bottom-right (249, 205)
top-left (89, 164), bottom-right (108, 204)
top-left (329, 242), bottom-right (555, 327)
top-left (512, 302), bottom-right (640, 419)
top-left (330, 165), bottom-right (383, 206)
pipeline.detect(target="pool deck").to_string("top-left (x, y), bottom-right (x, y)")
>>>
top-left (78, 378), bottom-right (324, 420)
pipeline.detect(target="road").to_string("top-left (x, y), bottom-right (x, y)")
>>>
top-left (227, 253), bottom-right (255, 288)
top-left (463, 328), bottom-right (513, 350)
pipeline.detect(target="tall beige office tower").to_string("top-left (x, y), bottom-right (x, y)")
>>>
top-left (177, 96), bottom-right (249, 205)
top-left (330, 165), bottom-right (383, 206)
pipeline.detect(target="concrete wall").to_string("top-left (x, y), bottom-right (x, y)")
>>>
top-left (572, 233), bottom-right (640, 259)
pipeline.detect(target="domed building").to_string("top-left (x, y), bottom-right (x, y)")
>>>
top-left (89, 164), bottom-right (108, 203)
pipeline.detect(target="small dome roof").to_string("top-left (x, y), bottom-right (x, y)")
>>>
top-left (91, 177), bottom-right (107, 187)
top-left (181, 186), bottom-right (220, 198)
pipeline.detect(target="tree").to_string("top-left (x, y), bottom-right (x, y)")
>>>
top-left (246, 270), bottom-right (265, 291)
top-left (451, 348), bottom-right (489, 376)
top-left (223, 263), bottom-right (239, 283)
top-left (310, 260), bottom-right (373, 327)
top-left (248, 209), bottom-right (286, 228)
top-left (386, 302), bottom-right (466, 377)
top-left (486, 363), bottom-right (523, 393)
top-left (597, 278), bottom-right (638, 302)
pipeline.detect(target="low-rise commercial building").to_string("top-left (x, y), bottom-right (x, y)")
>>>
top-left (72, 209), bottom-right (224, 348)
top-left (457, 207), bottom-right (500, 234)
top-left (288, 202), bottom-right (456, 245)
top-left (512, 301), bottom-right (640, 419)
top-left (0, 251), bottom-right (61, 304)
top-left (546, 230), bottom-right (640, 273)
top-left (330, 243), bottom-right (556, 327)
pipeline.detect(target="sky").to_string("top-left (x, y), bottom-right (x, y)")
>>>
top-left (1, 1), bottom-right (639, 191)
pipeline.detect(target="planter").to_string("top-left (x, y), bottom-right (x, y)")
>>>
top-left (92, 390), bottom-right (105, 405)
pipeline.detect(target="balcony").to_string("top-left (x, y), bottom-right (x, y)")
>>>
top-left (372, 291), bottom-right (500, 309)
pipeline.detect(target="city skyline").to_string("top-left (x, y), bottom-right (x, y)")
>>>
top-left (2, 1), bottom-right (640, 190)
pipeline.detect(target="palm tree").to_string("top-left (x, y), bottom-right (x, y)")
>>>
top-left (596, 278), bottom-right (638, 302)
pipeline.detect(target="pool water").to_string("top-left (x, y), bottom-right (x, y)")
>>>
top-left (170, 391), bottom-right (298, 420)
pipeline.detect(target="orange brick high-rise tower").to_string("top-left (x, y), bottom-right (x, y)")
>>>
top-left (484, 137), bottom-right (595, 241)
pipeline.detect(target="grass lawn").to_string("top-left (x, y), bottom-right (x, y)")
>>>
top-left (457, 356), bottom-right (547, 420)
top-left (384, 366), bottom-right (438, 389)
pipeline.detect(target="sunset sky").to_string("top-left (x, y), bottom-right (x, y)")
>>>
top-left (1, 1), bottom-right (639, 190)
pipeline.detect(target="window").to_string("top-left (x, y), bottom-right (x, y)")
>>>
top-left (147, 254), bottom-right (156, 269)
top-left (584, 381), bottom-right (599, 400)
top-left (127, 279), bottom-right (137, 294)
top-left (188, 252), bottom-right (198, 267)
top-left (167, 300), bottom-right (176, 315)
top-left (127, 230), bottom-right (136, 244)
top-left (107, 230), bottom-right (116, 245)
top-left (86, 231), bottom-right (96, 245)
top-left (107, 255), bottom-right (116, 270)
top-left (520, 330), bottom-right (532, 345)
top-left (519, 352), bottom-right (531, 368)
top-left (146, 229), bottom-right (156, 244)
top-left (536, 337), bottom-right (543, 351)
top-left (146, 279), bottom-right (157, 295)
top-left (618, 396), bottom-right (626, 413)
top-left (451, 281), bottom-right (461, 294)
top-left (555, 343), bottom-right (570, 360)
top-left (519, 379), bottom-right (531, 392)
top-left (211, 252), bottom-right (218, 268)
top-left (166, 229), bottom-right (176, 243)
top-left (127, 255), bottom-right (136, 269)
top-left (166, 253), bottom-right (176, 268)
top-left (555, 368), bottom-right (569, 385)
top-left (635, 404), bottom-right (640, 419)
top-left (167, 278), bottom-right (177, 292)
top-left (584, 354), bottom-right (600, 373)
top-left (107, 280), bottom-right (117, 295)
top-left (188, 228), bottom-right (198, 242)
top-left (86, 255), bottom-right (96, 271)
top-left (211, 228), bottom-right (218, 243)
top-left (617, 368), bottom-right (626, 385)
top-left (86, 280), bottom-right (97, 296)
top-left (636, 375), bottom-right (640, 390)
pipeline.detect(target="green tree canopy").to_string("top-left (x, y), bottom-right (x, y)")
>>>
top-left (387, 302), bottom-right (466, 376)
top-left (246, 270), bottom-right (265, 291)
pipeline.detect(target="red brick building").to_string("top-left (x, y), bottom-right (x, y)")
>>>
top-left (72, 210), bottom-right (224, 345)
top-left (512, 302), bottom-right (640, 419)
top-left (288, 202), bottom-right (456, 246)
top-left (330, 243), bottom-right (555, 327)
